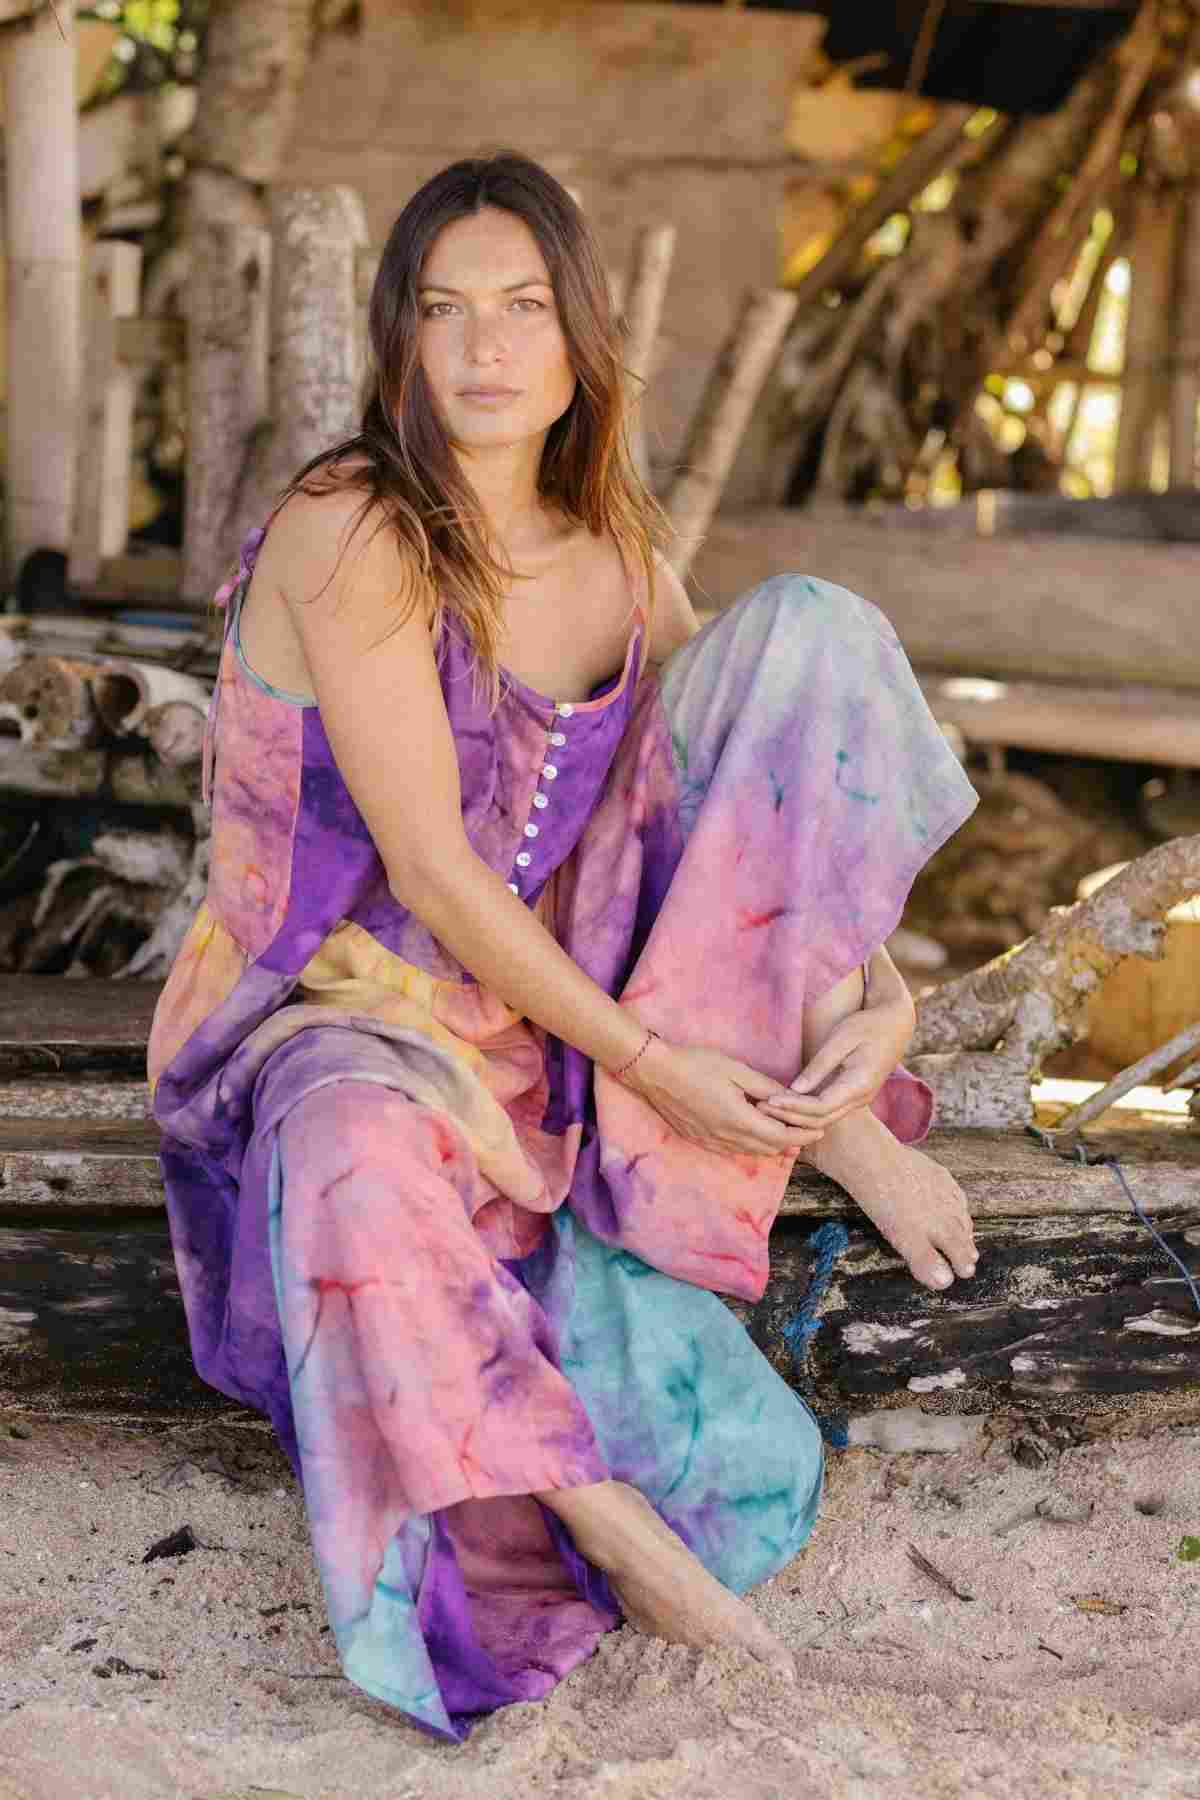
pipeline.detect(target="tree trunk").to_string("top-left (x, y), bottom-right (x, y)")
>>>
top-left (1, 1), bottom-right (81, 580)
top-left (1169, 182), bottom-right (1200, 489)
top-left (181, 224), bottom-right (271, 606)
top-left (183, 0), bottom-right (317, 234)
top-left (226, 184), bottom-right (369, 559)
top-left (1114, 183), bottom-right (1177, 491)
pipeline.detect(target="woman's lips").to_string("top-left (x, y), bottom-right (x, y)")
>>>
top-left (457, 387), bottom-right (520, 404)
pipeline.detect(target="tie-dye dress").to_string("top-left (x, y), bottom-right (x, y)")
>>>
top-left (148, 524), bottom-right (976, 1739)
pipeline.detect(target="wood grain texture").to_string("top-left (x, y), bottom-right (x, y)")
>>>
top-left (0, 976), bottom-right (160, 1075)
top-left (0, 1118), bottom-right (1197, 1217)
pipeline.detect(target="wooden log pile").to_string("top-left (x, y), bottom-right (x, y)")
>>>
top-left (0, 617), bottom-right (214, 979)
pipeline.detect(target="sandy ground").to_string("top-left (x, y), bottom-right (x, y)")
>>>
top-left (0, 1410), bottom-right (1197, 1800)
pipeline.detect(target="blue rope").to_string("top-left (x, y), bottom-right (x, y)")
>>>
top-left (782, 1221), bottom-right (851, 1448)
top-left (1030, 1130), bottom-right (1200, 1320)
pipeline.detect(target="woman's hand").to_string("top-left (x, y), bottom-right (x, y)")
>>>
top-left (622, 1039), bottom-right (830, 1160)
top-left (756, 955), bottom-right (916, 1132)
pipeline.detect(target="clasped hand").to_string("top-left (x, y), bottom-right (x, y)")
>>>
top-left (623, 984), bottom-right (916, 1161)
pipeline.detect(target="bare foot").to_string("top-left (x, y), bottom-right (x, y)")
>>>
top-left (805, 1106), bottom-right (978, 1291)
top-left (537, 1480), bottom-right (795, 1679)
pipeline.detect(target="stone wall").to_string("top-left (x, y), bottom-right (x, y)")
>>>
top-left (285, 0), bottom-right (823, 503)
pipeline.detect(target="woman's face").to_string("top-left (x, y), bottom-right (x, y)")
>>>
top-left (417, 206), bottom-right (577, 454)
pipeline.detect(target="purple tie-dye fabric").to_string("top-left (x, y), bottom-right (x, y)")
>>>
top-left (151, 531), bottom-right (976, 1738)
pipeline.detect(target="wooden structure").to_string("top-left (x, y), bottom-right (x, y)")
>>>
top-left (0, 977), bottom-right (1195, 1426)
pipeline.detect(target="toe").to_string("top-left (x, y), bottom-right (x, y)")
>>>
top-left (906, 1243), bottom-right (956, 1290)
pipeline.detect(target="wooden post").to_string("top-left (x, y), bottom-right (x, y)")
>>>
top-left (1114, 184), bottom-right (1178, 491)
top-left (1169, 182), bottom-right (1200, 489)
top-left (226, 185), bottom-right (369, 561)
top-left (181, 223), bottom-right (271, 608)
top-left (69, 242), bottom-right (142, 589)
top-left (664, 289), bottom-right (798, 579)
top-left (621, 224), bottom-right (677, 483)
top-left (1, 1), bottom-right (81, 581)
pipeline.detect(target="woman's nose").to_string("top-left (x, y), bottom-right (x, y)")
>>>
top-left (464, 314), bottom-right (506, 364)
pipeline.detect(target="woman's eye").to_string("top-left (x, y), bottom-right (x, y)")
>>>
top-left (512, 297), bottom-right (546, 312)
top-left (423, 303), bottom-right (455, 318)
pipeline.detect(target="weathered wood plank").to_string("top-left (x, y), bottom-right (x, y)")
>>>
top-left (5, 1210), bottom-right (1198, 1419)
top-left (688, 509), bottom-right (1200, 692)
top-left (0, 976), bottom-right (160, 1074)
top-left (0, 1116), bottom-right (1197, 1217)
top-left (748, 1214), bottom-right (1200, 1418)
top-left (0, 1222), bottom-right (209, 1412)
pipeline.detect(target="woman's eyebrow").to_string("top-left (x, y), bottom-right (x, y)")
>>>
top-left (418, 278), bottom-right (553, 295)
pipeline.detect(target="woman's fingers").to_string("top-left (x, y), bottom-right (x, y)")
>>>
top-left (789, 1028), bottom-right (864, 1096)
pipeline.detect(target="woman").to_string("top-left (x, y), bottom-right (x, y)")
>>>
top-left (149, 152), bottom-right (978, 1740)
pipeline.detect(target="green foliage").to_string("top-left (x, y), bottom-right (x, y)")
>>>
top-left (1178, 1536), bottom-right (1200, 1563)
top-left (80, 0), bottom-right (207, 100)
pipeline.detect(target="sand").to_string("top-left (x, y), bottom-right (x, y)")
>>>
top-left (0, 1408), bottom-right (1197, 1800)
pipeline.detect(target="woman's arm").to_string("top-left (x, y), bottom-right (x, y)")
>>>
top-left (271, 492), bottom-right (827, 1159)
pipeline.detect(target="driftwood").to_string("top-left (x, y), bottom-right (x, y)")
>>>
top-left (142, 701), bottom-right (207, 769)
top-left (90, 658), bottom-right (211, 739)
top-left (1044, 1021), bottom-right (1200, 1139)
top-left (621, 223), bottom-right (677, 483)
top-left (0, 657), bottom-right (99, 749)
top-left (911, 835), bottom-right (1200, 1125)
top-left (665, 290), bottom-right (799, 579)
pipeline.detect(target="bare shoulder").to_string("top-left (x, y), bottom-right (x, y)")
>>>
top-left (646, 549), bottom-right (700, 663)
top-left (267, 485), bottom-right (425, 639)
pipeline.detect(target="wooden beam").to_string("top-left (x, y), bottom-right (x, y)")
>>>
top-left (687, 507), bottom-right (1200, 691)
top-left (3, 1115), bottom-right (1196, 1220)
top-left (0, 976), bottom-right (160, 1076)
top-left (918, 672), bottom-right (1200, 768)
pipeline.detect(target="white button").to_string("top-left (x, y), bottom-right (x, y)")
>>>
top-left (549, 732), bottom-right (566, 747)
top-left (542, 763), bottom-right (558, 780)
top-left (507, 882), bottom-right (519, 894)
top-left (533, 792), bottom-right (549, 810)
top-left (557, 703), bottom-right (575, 718)
top-left (524, 822), bottom-right (539, 838)
top-left (515, 851), bottom-right (532, 868)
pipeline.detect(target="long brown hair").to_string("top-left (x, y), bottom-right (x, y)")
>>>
top-left (281, 151), bottom-right (667, 702)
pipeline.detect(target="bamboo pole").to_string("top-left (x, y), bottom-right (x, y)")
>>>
top-left (621, 224), bottom-right (677, 482)
top-left (664, 289), bottom-right (798, 579)
top-left (1114, 182), bottom-right (1178, 490)
top-left (1169, 181), bottom-right (1200, 488)
top-left (1, 1), bottom-right (81, 582)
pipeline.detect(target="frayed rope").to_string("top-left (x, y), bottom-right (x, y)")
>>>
top-left (782, 1220), bottom-right (851, 1448)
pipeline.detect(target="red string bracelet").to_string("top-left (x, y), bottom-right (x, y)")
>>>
top-left (611, 1027), bottom-right (658, 1083)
